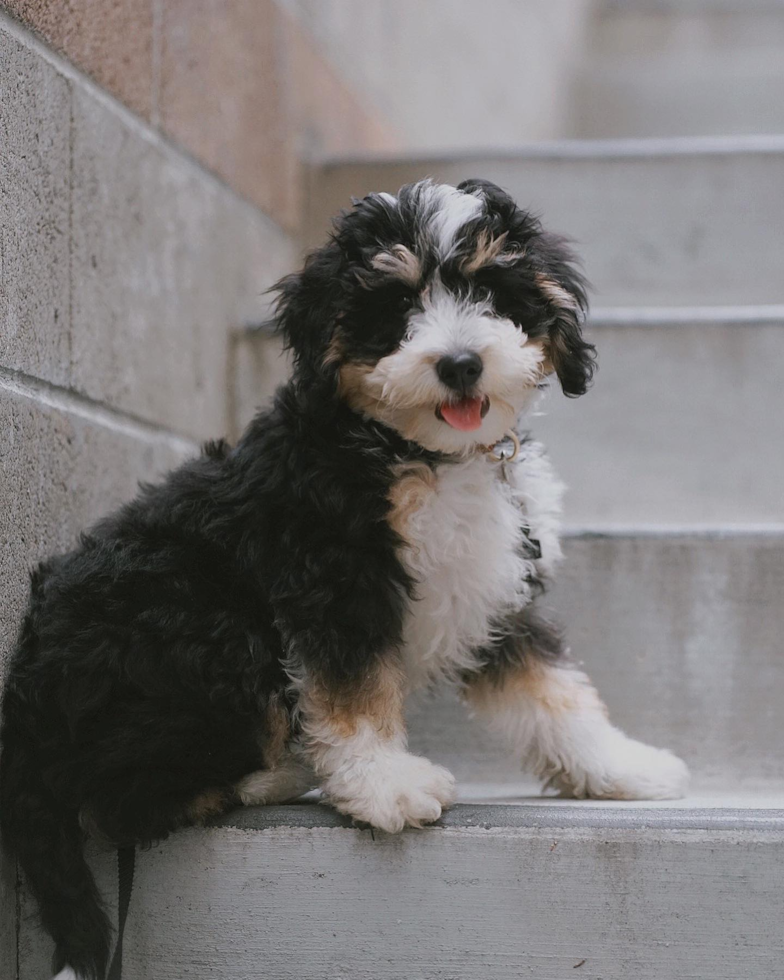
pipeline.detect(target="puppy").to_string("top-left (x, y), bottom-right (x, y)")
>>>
top-left (0, 178), bottom-right (689, 980)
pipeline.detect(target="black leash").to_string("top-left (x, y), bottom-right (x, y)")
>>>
top-left (107, 845), bottom-right (135, 980)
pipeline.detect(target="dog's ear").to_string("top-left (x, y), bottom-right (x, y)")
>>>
top-left (535, 233), bottom-right (595, 397)
top-left (460, 179), bottom-right (595, 396)
top-left (272, 238), bottom-right (345, 376)
top-left (457, 178), bottom-right (517, 231)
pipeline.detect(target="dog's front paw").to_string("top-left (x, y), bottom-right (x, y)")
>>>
top-left (324, 751), bottom-right (455, 833)
top-left (550, 736), bottom-right (690, 801)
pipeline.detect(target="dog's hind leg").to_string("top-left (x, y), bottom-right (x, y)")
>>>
top-left (463, 608), bottom-right (690, 800)
top-left (235, 752), bottom-right (318, 805)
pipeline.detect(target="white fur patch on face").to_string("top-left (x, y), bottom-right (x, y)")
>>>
top-left (53, 969), bottom-right (79, 980)
top-left (354, 284), bottom-right (545, 454)
top-left (424, 182), bottom-right (484, 258)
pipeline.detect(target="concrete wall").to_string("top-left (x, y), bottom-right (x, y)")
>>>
top-left (278, 0), bottom-right (595, 150)
top-left (0, 8), bottom-right (298, 974)
top-left (1, 0), bottom-right (401, 233)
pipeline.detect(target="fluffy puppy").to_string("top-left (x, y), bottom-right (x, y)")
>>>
top-left (0, 178), bottom-right (689, 980)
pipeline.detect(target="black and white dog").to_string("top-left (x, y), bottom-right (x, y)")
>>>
top-left (0, 178), bottom-right (689, 980)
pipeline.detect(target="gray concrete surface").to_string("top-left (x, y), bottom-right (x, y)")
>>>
top-left (0, 27), bottom-right (71, 389)
top-left (572, 1), bottom-right (784, 138)
top-left (0, 16), bottom-right (295, 443)
top-left (0, 16), bottom-right (297, 972)
top-left (277, 0), bottom-right (593, 150)
top-left (533, 308), bottom-right (784, 524)
top-left (19, 817), bottom-right (784, 980)
top-left (230, 329), bottom-right (291, 439)
top-left (408, 529), bottom-right (784, 787)
top-left (308, 138), bottom-right (784, 306)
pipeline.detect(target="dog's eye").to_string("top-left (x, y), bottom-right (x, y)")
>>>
top-left (395, 294), bottom-right (414, 314)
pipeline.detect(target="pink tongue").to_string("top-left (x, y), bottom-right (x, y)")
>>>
top-left (440, 397), bottom-right (484, 432)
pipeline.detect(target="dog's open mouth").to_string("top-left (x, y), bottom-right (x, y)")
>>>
top-left (435, 395), bottom-right (490, 432)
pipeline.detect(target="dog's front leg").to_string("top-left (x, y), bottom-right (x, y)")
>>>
top-left (464, 609), bottom-right (690, 800)
top-left (298, 657), bottom-right (455, 832)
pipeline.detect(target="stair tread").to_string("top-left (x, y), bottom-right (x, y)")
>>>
top-left (317, 133), bottom-right (784, 166)
top-left (215, 782), bottom-right (784, 835)
top-left (589, 304), bottom-right (784, 324)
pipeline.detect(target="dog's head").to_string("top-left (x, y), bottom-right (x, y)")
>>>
top-left (275, 178), bottom-right (594, 454)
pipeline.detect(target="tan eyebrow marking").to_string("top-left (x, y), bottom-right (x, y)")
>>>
top-left (461, 229), bottom-right (525, 275)
top-left (370, 244), bottom-right (421, 286)
top-left (461, 229), bottom-right (509, 274)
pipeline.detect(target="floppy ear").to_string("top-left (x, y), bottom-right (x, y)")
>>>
top-left (272, 238), bottom-right (345, 376)
top-left (457, 178), bottom-right (518, 232)
top-left (535, 233), bottom-right (595, 397)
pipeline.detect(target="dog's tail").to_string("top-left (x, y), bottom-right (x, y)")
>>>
top-left (1, 673), bottom-right (111, 979)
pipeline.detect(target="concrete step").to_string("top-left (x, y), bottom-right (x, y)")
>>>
top-left (20, 800), bottom-right (784, 979)
top-left (307, 137), bottom-right (784, 307)
top-left (533, 306), bottom-right (784, 525)
top-left (408, 528), bottom-right (784, 788)
top-left (571, 0), bottom-right (784, 139)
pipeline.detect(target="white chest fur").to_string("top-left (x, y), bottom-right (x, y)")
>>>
top-left (395, 445), bottom-right (562, 688)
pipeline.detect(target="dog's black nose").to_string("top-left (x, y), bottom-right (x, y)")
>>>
top-left (436, 352), bottom-right (484, 393)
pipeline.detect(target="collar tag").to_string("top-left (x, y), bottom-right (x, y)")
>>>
top-left (485, 430), bottom-right (520, 464)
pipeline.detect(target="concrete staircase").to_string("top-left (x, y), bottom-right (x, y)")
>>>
top-left (20, 138), bottom-right (782, 980)
top-left (20, 81), bottom-right (784, 980)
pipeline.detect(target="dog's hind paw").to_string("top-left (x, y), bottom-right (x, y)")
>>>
top-left (550, 737), bottom-right (690, 801)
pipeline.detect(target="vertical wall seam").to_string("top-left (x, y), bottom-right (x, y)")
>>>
top-left (66, 76), bottom-right (74, 389)
top-left (150, 0), bottom-right (162, 129)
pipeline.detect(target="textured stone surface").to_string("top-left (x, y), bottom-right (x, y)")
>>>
top-left (408, 531), bottom-right (784, 787)
top-left (157, 2), bottom-right (400, 231)
top-left (18, 821), bottom-right (784, 980)
top-left (159, 0), bottom-right (296, 228)
top-left (308, 142), bottom-right (784, 306)
top-left (230, 328), bottom-right (291, 438)
top-left (69, 81), bottom-right (294, 441)
top-left (0, 28), bottom-right (70, 387)
top-left (0, 386), bottom-right (192, 678)
top-left (1, 2), bottom-right (401, 235)
top-left (279, 0), bottom-right (594, 149)
top-left (571, 5), bottom-right (784, 138)
top-left (0, 383), bottom-right (192, 977)
top-left (3, 0), bottom-right (155, 119)
top-left (534, 312), bottom-right (784, 524)
top-left (1, 14), bottom-right (297, 442)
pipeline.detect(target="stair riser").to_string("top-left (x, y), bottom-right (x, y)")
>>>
top-left (20, 824), bottom-right (784, 980)
top-left (408, 533), bottom-right (784, 785)
top-left (309, 147), bottom-right (784, 306)
top-left (534, 317), bottom-right (784, 523)
top-left (572, 65), bottom-right (784, 140)
top-left (573, 5), bottom-right (784, 139)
